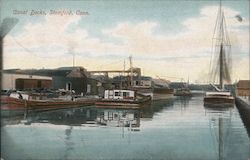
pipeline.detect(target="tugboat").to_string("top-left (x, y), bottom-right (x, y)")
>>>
top-left (204, 1), bottom-right (234, 107)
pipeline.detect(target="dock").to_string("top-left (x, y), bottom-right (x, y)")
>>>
top-left (235, 96), bottom-right (250, 136)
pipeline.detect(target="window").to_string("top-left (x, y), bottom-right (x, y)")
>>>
top-left (115, 92), bottom-right (120, 96)
top-left (135, 81), bottom-right (140, 85)
top-left (87, 84), bottom-right (91, 93)
top-left (123, 92), bottom-right (126, 97)
top-left (108, 112), bottom-right (113, 120)
top-left (123, 92), bottom-right (129, 97)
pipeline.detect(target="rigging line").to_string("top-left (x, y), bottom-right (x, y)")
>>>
top-left (210, 2), bottom-right (223, 84)
top-left (220, 11), bottom-right (225, 45)
top-left (211, 46), bottom-right (219, 83)
top-left (213, 3), bottom-right (222, 40)
top-left (209, 37), bottom-right (216, 81)
top-left (10, 37), bottom-right (35, 55)
top-left (224, 26), bottom-right (230, 46)
top-left (223, 13), bottom-right (231, 46)
top-left (222, 13), bottom-right (233, 78)
top-left (10, 37), bottom-right (56, 59)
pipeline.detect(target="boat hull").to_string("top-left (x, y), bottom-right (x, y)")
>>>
top-left (1, 96), bottom-right (96, 116)
top-left (153, 93), bottom-right (173, 100)
top-left (174, 93), bottom-right (192, 96)
top-left (95, 96), bottom-right (151, 108)
top-left (174, 88), bottom-right (192, 97)
top-left (204, 96), bottom-right (235, 107)
top-left (95, 100), bottom-right (141, 107)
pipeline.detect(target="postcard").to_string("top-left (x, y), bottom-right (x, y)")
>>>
top-left (1, 0), bottom-right (249, 160)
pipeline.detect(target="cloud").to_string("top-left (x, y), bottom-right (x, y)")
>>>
top-left (3, 5), bottom-right (249, 82)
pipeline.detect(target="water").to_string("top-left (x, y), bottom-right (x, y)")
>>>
top-left (1, 96), bottom-right (250, 160)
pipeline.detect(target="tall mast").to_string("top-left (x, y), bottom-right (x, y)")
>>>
top-left (129, 56), bottom-right (133, 87)
top-left (219, 44), bottom-right (224, 90)
top-left (73, 52), bottom-right (75, 67)
top-left (219, 0), bottom-right (224, 90)
top-left (210, 0), bottom-right (232, 87)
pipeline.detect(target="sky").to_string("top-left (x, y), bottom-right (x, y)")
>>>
top-left (1, 0), bottom-right (249, 83)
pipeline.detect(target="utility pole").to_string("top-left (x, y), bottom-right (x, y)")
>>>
top-left (73, 52), bottom-right (75, 68)
top-left (123, 59), bottom-right (126, 76)
top-left (129, 56), bottom-right (133, 87)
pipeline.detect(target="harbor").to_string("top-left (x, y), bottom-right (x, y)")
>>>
top-left (1, 0), bottom-right (250, 160)
top-left (1, 96), bottom-right (250, 160)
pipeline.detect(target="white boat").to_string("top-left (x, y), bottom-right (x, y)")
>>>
top-left (95, 89), bottom-right (151, 108)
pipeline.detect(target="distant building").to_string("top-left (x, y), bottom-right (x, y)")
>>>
top-left (2, 67), bottom-right (106, 96)
top-left (236, 80), bottom-right (250, 97)
top-left (50, 67), bottom-right (88, 95)
top-left (2, 73), bottom-right (52, 90)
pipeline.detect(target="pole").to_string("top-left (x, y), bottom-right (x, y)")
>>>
top-left (123, 59), bottom-right (126, 74)
top-left (0, 37), bottom-right (2, 91)
top-left (129, 56), bottom-right (133, 87)
top-left (73, 52), bottom-right (75, 67)
top-left (219, 44), bottom-right (224, 90)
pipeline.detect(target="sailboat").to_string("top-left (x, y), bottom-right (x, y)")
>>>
top-left (204, 1), bottom-right (235, 107)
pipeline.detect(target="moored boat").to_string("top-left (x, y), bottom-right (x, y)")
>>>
top-left (204, 92), bottom-right (234, 107)
top-left (203, 1), bottom-right (234, 107)
top-left (174, 88), bottom-right (192, 96)
top-left (1, 92), bottom-right (97, 117)
top-left (95, 89), bottom-right (151, 108)
top-left (153, 87), bottom-right (174, 100)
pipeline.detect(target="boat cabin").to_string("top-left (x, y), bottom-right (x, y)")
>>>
top-left (104, 90), bottom-right (135, 100)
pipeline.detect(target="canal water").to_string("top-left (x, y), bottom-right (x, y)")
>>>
top-left (1, 96), bottom-right (250, 160)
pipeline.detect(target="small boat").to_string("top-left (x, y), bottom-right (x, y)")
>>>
top-left (153, 87), bottom-right (174, 100)
top-left (132, 77), bottom-right (174, 100)
top-left (203, 1), bottom-right (234, 107)
top-left (95, 89), bottom-right (151, 108)
top-left (1, 91), bottom-right (97, 117)
top-left (174, 88), bottom-right (192, 96)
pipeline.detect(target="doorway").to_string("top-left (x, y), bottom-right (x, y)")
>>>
top-left (66, 82), bottom-right (72, 91)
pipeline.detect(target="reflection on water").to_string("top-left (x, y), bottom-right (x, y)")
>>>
top-left (63, 126), bottom-right (74, 160)
top-left (96, 108), bottom-right (140, 128)
top-left (205, 108), bottom-right (233, 160)
top-left (1, 96), bottom-right (250, 160)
